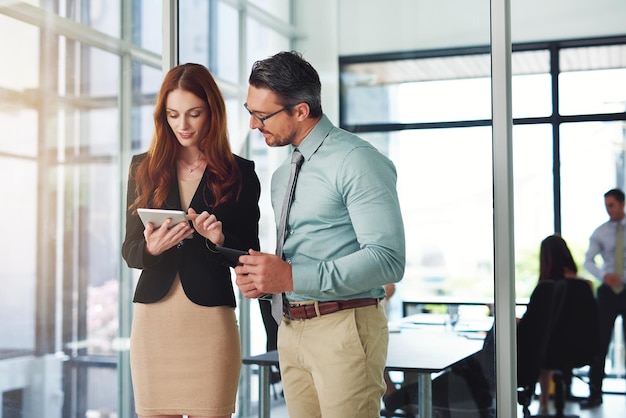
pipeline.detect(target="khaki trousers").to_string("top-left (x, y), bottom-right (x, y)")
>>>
top-left (278, 303), bottom-right (388, 418)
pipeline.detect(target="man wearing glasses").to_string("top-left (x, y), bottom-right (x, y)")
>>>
top-left (235, 51), bottom-right (406, 418)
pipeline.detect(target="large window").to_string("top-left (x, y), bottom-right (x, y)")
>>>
top-left (339, 36), bottom-right (626, 387)
top-left (360, 128), bottom-right (495, 303)
top-left (340, 36), bottom-right (626, 299)
top-left (0, 2), bottom-right (161, 417)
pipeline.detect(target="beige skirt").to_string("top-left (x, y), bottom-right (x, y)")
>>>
top-left (130, 276), bottom-right (241, 416)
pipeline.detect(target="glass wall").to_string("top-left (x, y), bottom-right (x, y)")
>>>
top-left (0, 13), bottom-right (39, 358)
top-left (339, 36), bottom-right (626, 389)
top-left (0, 1), bottom-right (161, 417)
top-left (340, 37), bottom-right (626, 299)
top-left (359, 128), bottom-right (495, 306)
top-left (0, 1), bottom-right (296, 417)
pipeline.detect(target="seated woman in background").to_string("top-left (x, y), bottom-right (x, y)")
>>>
top-left (383, 235), bottom-right (584, 417)
top-left (520, 234), bottom-right (582, 414)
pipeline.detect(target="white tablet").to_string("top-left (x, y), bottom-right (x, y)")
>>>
top-left (137, 208), bottom-right (188, 229)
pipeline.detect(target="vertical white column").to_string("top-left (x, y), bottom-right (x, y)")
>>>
top-left (162, 0), bottom-right (178, 71)
top-left (490, 0), bottom-right (517, 417)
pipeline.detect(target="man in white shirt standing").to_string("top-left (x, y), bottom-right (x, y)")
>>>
top-left (582, 188), bottom-right (626, 409)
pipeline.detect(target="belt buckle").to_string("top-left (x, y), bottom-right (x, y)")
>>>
top-left (285, 302), bottom-right (317, 320)
top-left (284, 309), bottom-right (298, 321)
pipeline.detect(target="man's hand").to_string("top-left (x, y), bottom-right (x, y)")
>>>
top-left (234, 249), bottom-right (294, 298)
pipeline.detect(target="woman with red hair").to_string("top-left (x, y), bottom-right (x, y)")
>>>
top-left (122, 63), bottom-right (260, 418)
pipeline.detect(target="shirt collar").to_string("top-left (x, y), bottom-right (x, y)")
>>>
top-left (291, 114), bottom-right (333, 161)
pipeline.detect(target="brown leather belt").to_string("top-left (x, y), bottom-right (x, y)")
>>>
top-left (285, 297), bottom-right (379, 320)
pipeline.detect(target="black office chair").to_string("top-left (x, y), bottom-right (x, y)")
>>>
top-left (517, 279), bottom-right (554, 416)
top-left (517, 278), bottom-right (599, 418)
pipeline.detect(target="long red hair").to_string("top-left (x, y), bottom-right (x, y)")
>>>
top-left (130, 63), bottom-right (240, 211)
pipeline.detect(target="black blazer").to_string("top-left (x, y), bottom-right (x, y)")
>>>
top-left (121, 152), bottom-right (261, 307)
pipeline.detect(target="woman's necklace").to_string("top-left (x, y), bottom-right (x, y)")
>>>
top-left (180, 159), bottom-right (205, 174)
top-left (185, 161), bottom-right (203, 173)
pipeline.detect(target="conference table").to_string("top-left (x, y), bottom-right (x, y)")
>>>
top-left (242, 321), bottom-right (486, 418)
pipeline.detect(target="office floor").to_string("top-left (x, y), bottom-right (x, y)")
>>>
top-left (241, 376), bottom-right (626, 417)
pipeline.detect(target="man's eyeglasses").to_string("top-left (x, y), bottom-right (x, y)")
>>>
top-left (244, 102), bottom-right (292, 127)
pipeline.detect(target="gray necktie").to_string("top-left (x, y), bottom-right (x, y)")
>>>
top-left (271, 149), bottom-right (304, 324)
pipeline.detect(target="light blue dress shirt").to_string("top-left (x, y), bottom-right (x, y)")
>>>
top-left (271, 115), bottom-right (406, 303)
top-left (584, 218), bottom-right (626, 283)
